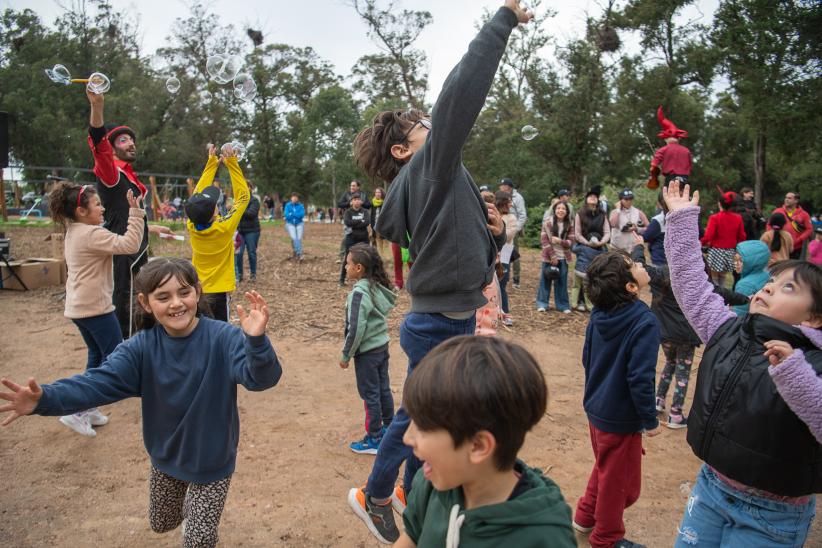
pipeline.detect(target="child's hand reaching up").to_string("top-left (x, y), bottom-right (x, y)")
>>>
top-left (0, 378), bottom-right (42, 426)
top-left (764, 340), bottom-right (795, 366)
top-left (206, 143), bottom-right (217, 158)
top-left (504, 0), bottom-right (534, 24)
top-left (662, 180), bottom-right (699, 213)
top-left (237, 291), bottom-right (269, 337)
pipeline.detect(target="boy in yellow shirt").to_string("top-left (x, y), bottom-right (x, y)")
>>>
top-left (185, 144), bottom-right (250, 321)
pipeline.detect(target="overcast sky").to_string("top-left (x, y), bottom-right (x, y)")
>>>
top-left (5, 0), bottom-right (718, 103)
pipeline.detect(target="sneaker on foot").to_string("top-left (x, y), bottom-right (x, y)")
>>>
top-left (562, 309), bottom-right (572, 315)
top-left (502, 314), bottom-right (514, 326)
top-left (347, 487), bottom-right (400, 544)
top-left (655, 397), bottom-right (666, 414)
top-left (666, 414), bottom-right (688, 430)
top-left (572, 521), bottom-right (594, 534)
top-left (86, 407), bottom-right (109, 426)
top-left (537, 307), bottom-right (547, 312)
top-left (576, 304), bottom-right (587, 312)
top-left (391, 486), bottom-right (406, 514)
top-left (615, 539), bottom-right (647, 548)
top-left (349, 434), bottom-right (381, 455)
top-left (59, 413), bottom-right (96, 437)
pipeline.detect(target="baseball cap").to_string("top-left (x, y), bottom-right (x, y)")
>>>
top-left (557, 189), bottom-right (570, 197)
top-left (184, 186), bottom-right (221, 225)
top-left (478, 185), bottom-right (491, 192)
top-left (619, 189), bottom-right (634, 199)
top-left (498, 178), bottom-right (515, 188)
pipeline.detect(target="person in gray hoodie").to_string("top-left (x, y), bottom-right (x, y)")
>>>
top-left (347, 2), bottom-right (531, 543)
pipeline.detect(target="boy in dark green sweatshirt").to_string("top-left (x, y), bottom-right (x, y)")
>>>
top-left (347, 2), bottom-right (531, 543)
top-left (395, 336), bottom-right (576, 548)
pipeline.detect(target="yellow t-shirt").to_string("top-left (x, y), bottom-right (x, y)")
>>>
top-left (186, 156), bottom-right (250, 294)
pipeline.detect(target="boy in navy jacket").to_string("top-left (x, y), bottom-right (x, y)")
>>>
top-left (575, 251), bottom-right (661, 548)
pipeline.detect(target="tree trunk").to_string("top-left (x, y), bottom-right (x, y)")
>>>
top-left (754, 131), bottom-right (766, 210)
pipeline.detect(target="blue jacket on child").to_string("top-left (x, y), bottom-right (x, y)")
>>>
top-left (582, 299), bottom-right (660, 433)
top-left (284, 202), bottom-right (305, 225)
top-left (732, 240), bottom-right (770, 316)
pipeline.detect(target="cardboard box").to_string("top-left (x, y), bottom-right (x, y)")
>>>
top-left (1, 258), bottom-right (63, 291)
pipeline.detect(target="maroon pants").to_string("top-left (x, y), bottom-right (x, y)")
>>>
top-left (575, 423), bottom-right (643, 548)
top-left (390, 243), bottom-right (412, 289)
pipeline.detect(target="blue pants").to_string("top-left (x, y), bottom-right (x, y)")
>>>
top-left (72, 312), bottom-right (123, 370)
top-left (675, 465), bottom-right (815, 547)
top-left (235, 230), bottom-right (260, 280)
top-left (536, 260), bottom-right (570, 311)
top-left (354, 348), bottom-right (394, 437)
top-left (366, 312), bottom-right (476, 499)
top-left (286, 223), bottom-right (304, 257)
top-left (499, 264), bottom-right (511, 314)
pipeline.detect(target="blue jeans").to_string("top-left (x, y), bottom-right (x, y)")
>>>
top-left (354, 348), bottom-right (394, 437)
top-left (366, 312), bottom-right (476, 499)
top-left (286, 222), bottom-right (304, 256)
top-left (235, 230), bottom-right (260, 279)
top-left (499, 264), bottom-right (511, 314)
top-left (536, 260), bottom-right (569, 311)
top-left (72, 312), bottom-right (123, 370)
top-left (675, 465), bottom-right (815, 547)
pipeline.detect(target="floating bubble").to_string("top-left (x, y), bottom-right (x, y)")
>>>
top-left (233, 73), bottom-right (257, 103)
top-left (166, 77), bottom-right (181, 94)
top-left (206, 54), bottom-right (227, 79)
top-left (200, 90), bottom-right (213, 102)
top-left (45, 64), bottom-right (72, 85)
top-left (87, 72), bottom-right (111, 94)
top-left (221, 141), bottom-right (247, 161)
top-left (521, 125), bottom-right (539, 141)
top-left (211, 54), bottom-right (243, 84)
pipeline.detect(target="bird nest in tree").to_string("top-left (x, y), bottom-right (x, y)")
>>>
top-left (596, 25), bottom-right (620, 52)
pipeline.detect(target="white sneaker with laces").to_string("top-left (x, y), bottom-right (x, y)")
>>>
top-left (59, 413), bottom-right (96, 437)
top-left (86, 407), bottom-right (109, 426)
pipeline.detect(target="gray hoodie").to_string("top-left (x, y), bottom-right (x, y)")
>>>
top-left (375, 7), bottom-right (516, 313)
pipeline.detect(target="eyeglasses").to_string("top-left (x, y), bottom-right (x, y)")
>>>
top-left (401, 118), bottom-right (432, 143)
top-left (76, 184), bottom-right (91, 207)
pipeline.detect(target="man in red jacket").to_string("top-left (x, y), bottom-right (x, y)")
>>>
top-left (768, 191), bottom-right (813, 259)
top-left (647, 107), bottom-right (692, 190)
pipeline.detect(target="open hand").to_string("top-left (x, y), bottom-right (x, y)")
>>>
top-left (504, 0), bottom-right (534, 24)
top-left (662, 180), bottom-right (699, 213)
top-left (764, 340), bottom-right (794, 366)
top-left (486, 203), bottom-right (504, 237)
top-left (220, 143), bottom-right (237, 162)
top-left (148, 224), bottom-right (172, 236)
top-left (207, 143), bottom-right (217, 158)
top-left (237, 291), bottom-right (269, 337)
top-left (126, 189), bottom-right (144, 210)
top-left (0, 378), bottom-right (42, 426)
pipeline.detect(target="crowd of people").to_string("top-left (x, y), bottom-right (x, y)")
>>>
top-left (1, 2), bottom-right (821, 548)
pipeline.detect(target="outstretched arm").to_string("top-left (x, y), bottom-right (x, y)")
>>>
top-left (86, 89), bottom-right (119, 186)
top-left (194, 144), bottom-right (220, 194)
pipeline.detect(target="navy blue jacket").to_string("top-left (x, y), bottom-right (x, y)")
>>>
top-left (34, 317), bottom-right (282, 482)
top-left (582, 300), bottom-right (660, 433)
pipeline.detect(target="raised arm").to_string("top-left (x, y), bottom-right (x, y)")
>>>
top-left (219, 154), bottom-right (250, 233)
top-left (88, 202), bottom-right (145, 255)
top-left (86, 90), bottom-right (119, 186)
top-left (194, 146), bottom-right (220, 194)
top-left (663, 183), bottom-right (735, 343)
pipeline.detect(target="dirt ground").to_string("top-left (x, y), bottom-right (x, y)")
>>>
top-left (1, 222), bottom-right (818, 547)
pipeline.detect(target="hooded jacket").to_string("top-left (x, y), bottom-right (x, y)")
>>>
top-left (341, 279), bottom-right (397, 361)
top-left (732, 240), bottom-right (770, 316)
top-left (583, 300), bottom-right (661, 433)
top-left (402, 461), bottom-right (576, 548)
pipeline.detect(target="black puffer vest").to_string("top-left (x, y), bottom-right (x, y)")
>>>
top-left (687, 313), bottom-right (822, 496)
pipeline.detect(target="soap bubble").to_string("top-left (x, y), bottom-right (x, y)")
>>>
top-left (210, 53), bottom-right (243, 84)
top-left (45, 64), bottom-right (71, 85)
top-left (200, 90), bottom-right (213, 103)
top-left (166, 77), bottom-right (181, 94)
top-left (233, 73), bottom-right (257, 103)
top-left (87, 72), bottom-right (111, 94)
top-left (206, 54), bottom-right (226, 78)
top-left (521, 125), bottom-right (539, 141)
top-left (221, 141), bottom-right (247, 161)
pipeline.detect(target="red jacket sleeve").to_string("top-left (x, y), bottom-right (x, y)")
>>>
top-left (652, 146), bottom-right (665, 168)
top-left (700, 215), bottom-right (716, 246)
top-left (87, 134), bottom-right (119, 187)
top-left (736, 215), bottom-right (746, 243)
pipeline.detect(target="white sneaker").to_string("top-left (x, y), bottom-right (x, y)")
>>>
top-left (537, 307), bottom-right (547, 312)
top-left (59, 413), bottom-right (96, 437)
top-left (562, 309), bottom-right (572, 315)
top-left (86, 407), bottom-right (109, 426)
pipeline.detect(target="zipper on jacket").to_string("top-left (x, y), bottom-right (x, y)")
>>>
top-left (700, 315), bottom-right (756, 457)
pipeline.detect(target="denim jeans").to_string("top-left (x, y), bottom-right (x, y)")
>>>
top-left (536, 260), bottom-right (570, 311)
top-left (499, 263), bottom-right (511, 314)
top-left (354, 348), bottom-right (394, 437)
top-left (366, 312), bottom-right (476, 499)
top-left (235, 230), bottom-right (260, 280)
top-left (675, 465), bottom-right (815, 547)
top-left (286, 222), bottom-right (304, 257)
top-left (72, 312), bottom-right (124, 370)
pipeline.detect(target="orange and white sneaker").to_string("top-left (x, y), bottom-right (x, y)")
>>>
top-left (347, 486), bottom-right (399, 544)
top-left (391, 485), bottom-right (406, 514)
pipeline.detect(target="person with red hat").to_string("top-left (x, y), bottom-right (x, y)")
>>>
top-left (647, 106), bottom-right (692, 190)
top-left (700, 191), bottom-right (746, 288)
top-left (85, 90), bottom-right (172, 338)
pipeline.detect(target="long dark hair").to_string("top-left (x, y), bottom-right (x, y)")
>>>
top-left (49, 182), bottom-right (98, 226)
top-left (551, 202), bottom-right (571, 239)
top-left (768, 213), bottom-right (786, 253)
top-left (133, 258), bottom-right (212, 331)
top-left (347, 243), bottom-right (393, 291)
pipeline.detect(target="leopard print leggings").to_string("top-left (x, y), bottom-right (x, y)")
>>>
top-left (148, 466), bottom-right (232, 548)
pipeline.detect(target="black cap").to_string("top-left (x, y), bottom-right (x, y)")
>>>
top-left (478, 185), bottom-right (490, 192)
top-left (619, 188), bottom-right (634, 199)
top-left (585, 185), bottom-right (602, 199)
top-left (499, 178), bottom-right (515, 188)
top-left (557, 188), bottom-right (570, 197)
top-left (184, 186), bottom-right (221, 225)
top-left (104, 123), bottom-right (136, 145)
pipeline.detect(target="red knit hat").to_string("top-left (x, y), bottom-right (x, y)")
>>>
top-left (657, 106), bottom-right (688, 139)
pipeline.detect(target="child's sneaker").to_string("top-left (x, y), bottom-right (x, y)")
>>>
top-left (537, 307), bottom-right (547, 312)
top-left (576, 304), bottom-right (587, 312)
top-left (666, 413), bottom-right (688, 430)
top-left (655, 397), bottom-right (666, 414)
top-left (349, 434), bottom-right (382, 455)
top-left (86, 407), bottom-right (109, 426)
top-left (615, 539), bottom-right (647, 548)
top-left (348, 487), bottom-right (400, 544)
top-left (59, 413), bottom-right (96, 437)
top-left (502, 314), bottom-right (514, 326)
top-left (390, 486), bottom-right (406, 514)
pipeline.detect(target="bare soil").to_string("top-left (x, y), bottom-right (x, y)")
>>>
top-left (1, 222), bottom-right (818, 547)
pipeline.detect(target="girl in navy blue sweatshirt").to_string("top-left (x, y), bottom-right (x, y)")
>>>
top-left (0, 258), bottom-right (282, 547)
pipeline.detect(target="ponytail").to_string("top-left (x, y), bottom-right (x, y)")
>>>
top-left (769, 213), bottom-right (786, 253)
top-left (48, 182), bottom-right (97, 226)
top-left (347, 243), bottom-right (393, 291)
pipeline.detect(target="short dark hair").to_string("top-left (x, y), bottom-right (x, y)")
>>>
top-left (585, 251), bottom-right (639, 312)
top-left (494, 190), bottom-right (512, 210)
top-left (769, 260), bottom-right (822, 319)
top-left (404, 336), bottom-right (548, 470)
top-left (740, 186), bottom-right (753, 195)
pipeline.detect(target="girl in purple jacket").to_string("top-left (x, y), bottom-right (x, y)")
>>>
top-left (663, 182), bottom-right (822, 547)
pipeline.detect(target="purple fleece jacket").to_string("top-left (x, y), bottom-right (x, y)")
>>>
top-left (665, 206), bottom-right (822, 443)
